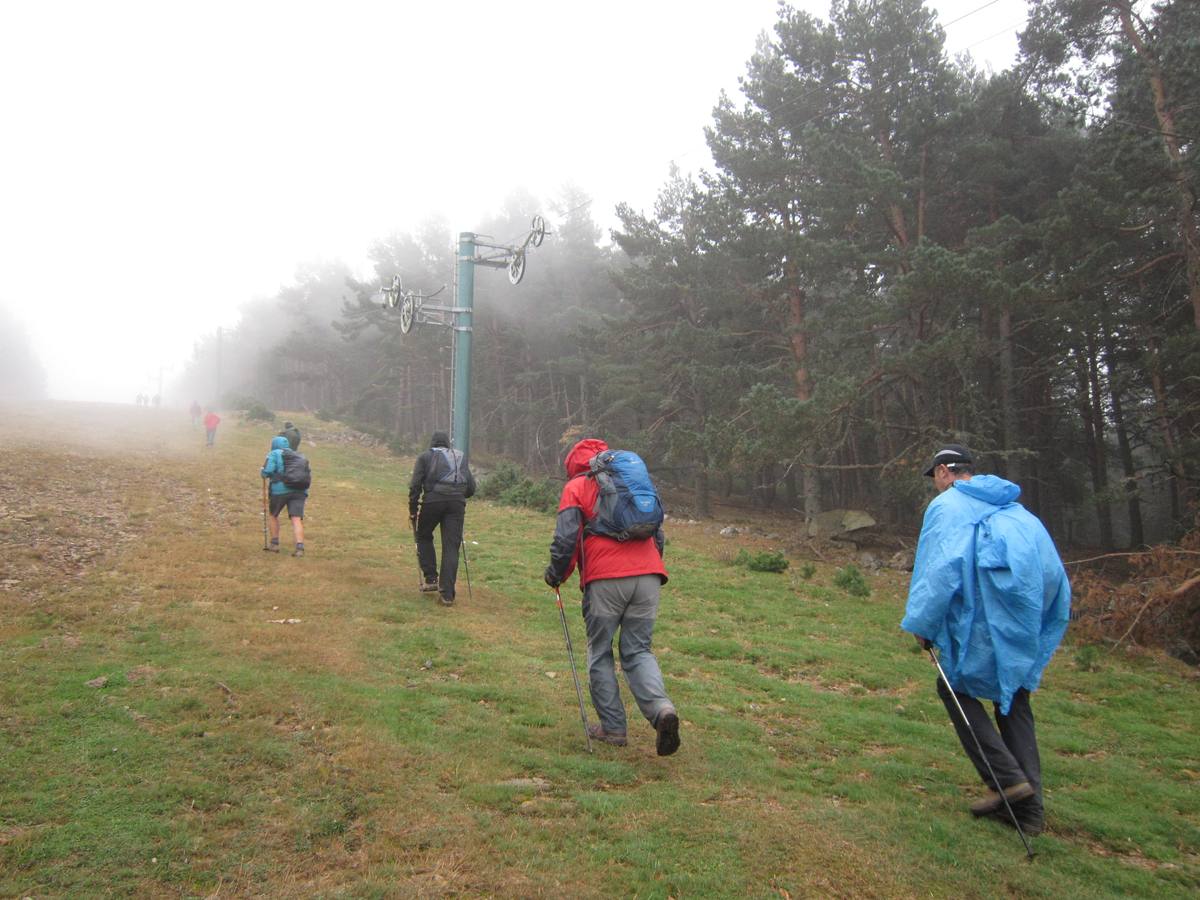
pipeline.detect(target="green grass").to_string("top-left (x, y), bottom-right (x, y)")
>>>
top-left (0, 403), bottom-right (1197, 897)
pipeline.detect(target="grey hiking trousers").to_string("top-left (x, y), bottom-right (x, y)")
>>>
top-left (582, 574), bottom-right (673, 734)
top-left (937, 680), bottom-right (1044, 824)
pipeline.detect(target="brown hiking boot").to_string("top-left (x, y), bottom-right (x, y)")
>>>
top-left (969, 781), bottom-right (1035, 816)
top-left (587, 723), bottom-right (627, 746)
top-left (655, 709), bottom-right (681, 757)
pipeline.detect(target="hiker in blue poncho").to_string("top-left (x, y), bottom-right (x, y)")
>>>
top-left (901, 445), bottom-right (1070, 836)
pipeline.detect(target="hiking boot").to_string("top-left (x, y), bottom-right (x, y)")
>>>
top-left (987, 806), bottom-right (1045, 836)
top-left (265, 544), bottom-right (280, 553)
top-left (655, 709), bottom-right (681, 757)
top-left (587, 723), bottom-right (627, 746)
top-left (969, 781), bottom-right (1035, 817)
top-left (292, 547), bottom-right (305, 558)
top-left (439, 594), bottom-right (454, 607)
top-left (419, 581), bottom-right (440, 592)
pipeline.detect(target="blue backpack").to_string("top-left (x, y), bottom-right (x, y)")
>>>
top-left (585, 449), bottom-right (664, 541)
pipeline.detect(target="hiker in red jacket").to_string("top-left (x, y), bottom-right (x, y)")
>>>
top-left (543, 438), bottom-right (680, 756)
top-left (203, 409), bottom-right (220, 447)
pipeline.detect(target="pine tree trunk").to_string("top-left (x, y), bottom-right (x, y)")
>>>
top-left (1102, 320), bottom-right (1144, 547)
top-left (1149, 337), bottom-right (1187, 527)
top-left (1075, 343), bottom-right (1113, 549)
top-left (696, 469), bottom-right (711, 518)
top-left (999, 306), bottom-right (1020, 484)
top-left (1117, 4), bottom-right (1200, 330)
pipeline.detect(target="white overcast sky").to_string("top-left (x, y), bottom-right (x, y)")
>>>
top-left (1, 0), bottom-right (1033, 402)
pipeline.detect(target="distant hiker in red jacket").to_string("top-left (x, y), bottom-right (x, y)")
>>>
top-left (543, 437), bottom-right (680, 756)
top-left (203, 409), bottom-right (220, 447)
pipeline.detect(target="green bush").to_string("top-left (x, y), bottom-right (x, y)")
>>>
top-left (315, 408), bottom-right (337, 422)
top-left (833, 563), bottom-right (870, 597)
top-left (499, 477), bottom-right (560, 514)
top-left (733, 549), bottom-right (790, 573)
top-left (798, 562), bottom-right (816, 580)
top-left (478, 460), bottom-right (526, 500)
top-left (1074, 644), bottom-right (1103, 672)
top-left (479, 460), bottom-right (559, 513)
top-left (240, 400), bottom-right (276, 423)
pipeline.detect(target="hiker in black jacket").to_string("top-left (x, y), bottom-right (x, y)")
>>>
top-left (279, 421), bottom-right (301, 450)
top-left (408, 431), bottom-right (476, 606)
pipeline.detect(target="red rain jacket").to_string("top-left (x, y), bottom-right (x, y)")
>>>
top-left (550, 438), bottom-right (667, 590)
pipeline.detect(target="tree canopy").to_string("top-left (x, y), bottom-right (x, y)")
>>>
top-left (175, 0), bottom-right (1200, 548)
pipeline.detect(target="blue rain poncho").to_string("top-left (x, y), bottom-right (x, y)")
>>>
top-left (901, 475), bottom-right (1071, 714)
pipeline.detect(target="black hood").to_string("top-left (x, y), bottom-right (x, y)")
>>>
top-left (430, 431), bottom-right (450, 448)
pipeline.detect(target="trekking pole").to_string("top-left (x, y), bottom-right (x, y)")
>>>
top-left (410, 506), bottom-right (423, 591)
top-left (261, 478), bottom-right (269, 551)
top-left (555, 587), bottom-right (592, 753)
top-left (460, 539), bottom-right (473, 601)
top-left (928, 647), bottom-right (1035, 860)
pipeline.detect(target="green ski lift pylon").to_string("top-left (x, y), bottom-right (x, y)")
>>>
top-left (381, 216), bottom-right (549, 460)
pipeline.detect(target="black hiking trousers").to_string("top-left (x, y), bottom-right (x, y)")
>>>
top-left (936, 679), bottom-right (1044, 824)
top-left (415, 495), bottom-right (466, 600)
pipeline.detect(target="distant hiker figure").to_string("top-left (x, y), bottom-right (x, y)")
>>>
top-left (901, 444), bottom-right (1070, 837)
top-left (190, 400), bottom-right (202, 427)
top-left (203, 409), bottom-right (220, 447)
top-left (543, 438), bottom-right (680, 756)
top-left (279, 420), bottom-right (301, 450)
top-left (408, 431), bottom-right (475, 607)
top-left (261, 435), bottom-right (311, 557)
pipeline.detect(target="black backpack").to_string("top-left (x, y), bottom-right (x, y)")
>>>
top-left (280, 448), bottom-right (311, 491)
top-left (427, 447), bottom-right (467, 492)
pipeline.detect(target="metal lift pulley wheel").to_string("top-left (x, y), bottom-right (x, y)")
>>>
top-left (508, 250), bottom-right (526, 285)
top-left (399, 294), bottom-right (415, 334)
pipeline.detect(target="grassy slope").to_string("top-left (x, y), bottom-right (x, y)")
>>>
top-left (0, 404), bottom-right (1197, 898)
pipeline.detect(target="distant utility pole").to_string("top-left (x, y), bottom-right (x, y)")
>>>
top-left (215, 326), bottom-right (223, 407)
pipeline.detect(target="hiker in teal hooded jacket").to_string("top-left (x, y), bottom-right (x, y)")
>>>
top-left (261, 435), bottom-right (308, 557)
top-left (901, 445), bottom-right (1070, 836)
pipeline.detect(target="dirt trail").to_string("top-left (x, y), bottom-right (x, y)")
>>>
top-left (0, 402), bottom-right (205, 601)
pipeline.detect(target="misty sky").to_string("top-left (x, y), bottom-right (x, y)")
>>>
top-left (0, 0), bottom-right (1033, 403)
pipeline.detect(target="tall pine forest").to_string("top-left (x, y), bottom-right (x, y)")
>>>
top-left (175, 0), bottom-right (1200, 550)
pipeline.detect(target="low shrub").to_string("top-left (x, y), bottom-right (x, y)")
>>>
top-left (240, 400), bottom-right (276, 423)
top-left (478, 461), bottom-right (525, 500)
top-left (733, 549), bottom-right (790, 573)
top-left (833, 563), bottom-right (870, 597)
top-left (480, 460), bottom-right (560, 513)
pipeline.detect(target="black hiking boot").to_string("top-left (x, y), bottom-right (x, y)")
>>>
top-left (986, 806), bottom-right (1045, 837)
top-left (655, 709), bottom-right (681, 757)
top-left (420, 580), bottom-right (440, 592)
top-left (440, 594), bottom-right (454, 607)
